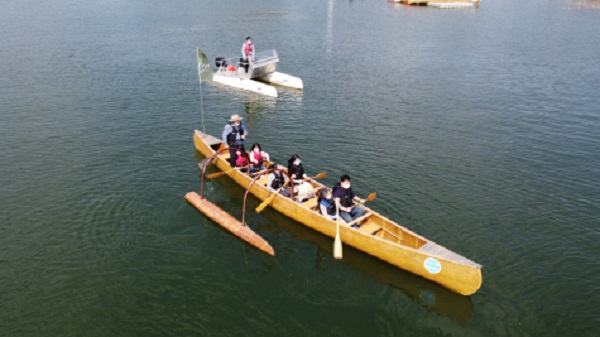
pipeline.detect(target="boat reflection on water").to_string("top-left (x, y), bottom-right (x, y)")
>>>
top-left (258, 208), bottom-right (474, 325)
top-left (242, 89), bottom-right (302, 126)
top-left (243, 96), bottom-right (278, 117)
top-left (275, 86), bottom-right (304, 105)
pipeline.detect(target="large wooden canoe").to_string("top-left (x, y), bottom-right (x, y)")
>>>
top-left (192, 130), bottom-right (482, 295)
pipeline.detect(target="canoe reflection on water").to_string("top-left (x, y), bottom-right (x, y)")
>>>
top-left (261, 209), bottom-right (474, 325)
top-left (194, 154), bottom-right (473, 325)
top-left (198, 166), bottom-right (473, 326)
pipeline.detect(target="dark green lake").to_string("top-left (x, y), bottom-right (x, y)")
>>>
top-left (2, 0), bottom-right (599, 336)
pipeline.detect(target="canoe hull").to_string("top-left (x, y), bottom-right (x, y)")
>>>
top-left (192, 130), bottom-right (482, 295)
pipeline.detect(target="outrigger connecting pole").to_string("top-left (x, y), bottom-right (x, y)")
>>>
top-left (241, 168), bottom-right (294, 226)
top-left (199, 147), bottom-right (249, 198)
top-left (187, 147), bottom-right (275, 256)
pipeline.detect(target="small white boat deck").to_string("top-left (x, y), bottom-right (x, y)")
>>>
top-left (198, 48), bottom-right (302, 97)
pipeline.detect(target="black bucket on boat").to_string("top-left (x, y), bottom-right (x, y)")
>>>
top-left (215, 57), bottom-right (227, 68)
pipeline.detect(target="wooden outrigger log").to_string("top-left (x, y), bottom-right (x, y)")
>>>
top-left (191, 130), bottom-right (483, 295)
top-left (186, 147), bottom-right (275, 256)
top-left (185, 192), bottom-right (274, 256)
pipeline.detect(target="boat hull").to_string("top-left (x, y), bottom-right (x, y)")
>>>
top-left (247, 52), bottom-right (279, 79)
top-left (258, 71), bottom-right (304, 89)
top-left (197, 48), bottom-right (303, 97)
top-left (192, 130), bottom-right (482, 295)
top-left (213, 72), bottom-right (278, 97)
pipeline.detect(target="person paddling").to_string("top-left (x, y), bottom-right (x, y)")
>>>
top-left (288, 154), bottom-right (315, 202)
top-left (333, 174), bottom-right (365, 226)
top-left (267, 162), bottom-right (291, 198)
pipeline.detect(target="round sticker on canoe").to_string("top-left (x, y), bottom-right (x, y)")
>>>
top-left (424, 257), bottom-right (442, 274)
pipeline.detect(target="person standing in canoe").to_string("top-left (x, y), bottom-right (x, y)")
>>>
top-left (240, 36), bottom-right (255, 73)
top-left (222, 114), bottom-right (247, 167)
top-left (333, 174), bottom-right (365, 226)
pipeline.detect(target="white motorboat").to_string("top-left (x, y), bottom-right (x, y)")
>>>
top-left (197, 48), bottom-right (303, 98)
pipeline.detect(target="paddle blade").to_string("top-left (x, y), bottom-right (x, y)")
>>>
top-left (314, 172), bottom-right (327, 179)
top-left (334, 225), bottom-right (343, 260)
top-left (365, 192), bottom-right (377, 203)
top-left (256, 193), bottom-right (276, 213)
top-left (206, 171), bottom-right (227, 179)
top-left (206, 168), bottom-right (235, 179)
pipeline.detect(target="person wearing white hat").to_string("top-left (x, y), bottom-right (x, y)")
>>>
top-left (222, 114), bottom-right (248, 167)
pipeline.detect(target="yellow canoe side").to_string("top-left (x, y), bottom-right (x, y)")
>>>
top-left (193, 130), bottom-right (482, 295)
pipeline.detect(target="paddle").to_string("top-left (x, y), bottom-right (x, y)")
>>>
top-left (208, 163), bottom-right (269, 179)
top-left (334, 203), bottom-right (343, 259)
top-left (333, 192), bottom-right (375, 260)
top-left (250, 168), bottom-right (269, 177)
top-left (361, 192), bottom-right (377, 204)
top-left (256, 181), bottom-right (289, 213)
top-left (256, 172), bottom-right (327, 213)
top-left (206, 167), bottom-right (235, 179)
top-left (307, 171), bottom-right (327, 181)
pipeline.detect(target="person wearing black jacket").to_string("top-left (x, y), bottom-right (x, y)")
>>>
top-left (221, 114), bottom-right (247, 167)
top-left (332, 174), bottom-right (365, 225)
top-left (267, 162), bottom-right (291, 198)
top-left (288, 154), bottom-right (315, 201)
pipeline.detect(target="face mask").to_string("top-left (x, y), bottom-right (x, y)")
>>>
top-left (295, 160), bottom-right (301, 165)
top-left (342, 183), bottom-right (350, 189)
